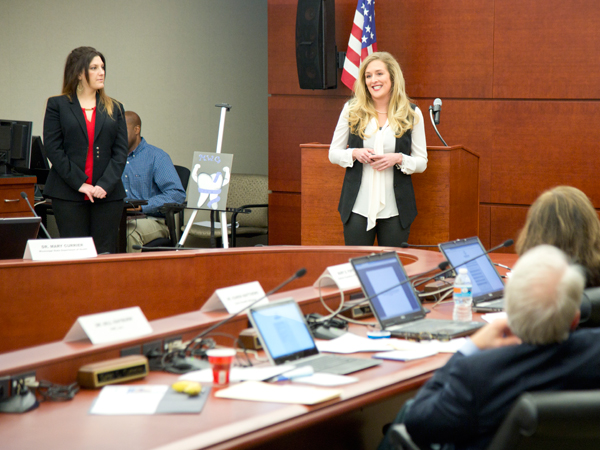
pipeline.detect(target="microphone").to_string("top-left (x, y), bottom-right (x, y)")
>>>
top-left (132, 244), bottom-right (193, 251)
top-left (429, 98), bottom-right (449, 147)
top-left (412, 239), bottom-right (514, 289)
top-left (432, 98), bottom-right (442, 125)
top-left (163, 268), bottom-right (307, 373)
top-left (400, 242), bottom-right (440, 248)
top-left (20, 191), bottom-right (52, 240)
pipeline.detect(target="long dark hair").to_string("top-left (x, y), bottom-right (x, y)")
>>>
top-left (61, 46), bottom-right (116, 118)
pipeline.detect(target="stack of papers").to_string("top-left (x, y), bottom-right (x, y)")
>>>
top-left (215, 381), bottom-right (342, 405)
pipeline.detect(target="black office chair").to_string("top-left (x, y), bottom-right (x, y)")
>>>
top-left (185, 173), bottom-right (268, 247)
top-left (389, 391), bottom-right (600, 450)
top-left (578, 287), bottom-right (600, 328)
top-left (486, 391), bottom-right (600, 449)
top-left (142, 165), bottom-right (190, 250)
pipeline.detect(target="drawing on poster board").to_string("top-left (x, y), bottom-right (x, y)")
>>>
top-left (188, 152), bottom-right (234, 211)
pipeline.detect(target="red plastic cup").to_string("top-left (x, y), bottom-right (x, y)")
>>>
top-left (206, 348), bottom-right (236, 386)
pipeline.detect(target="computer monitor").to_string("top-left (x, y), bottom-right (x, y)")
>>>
top-left (0, 120), bottom-right (33, 175)
top-left (30, 136), bottom-right (49, 170)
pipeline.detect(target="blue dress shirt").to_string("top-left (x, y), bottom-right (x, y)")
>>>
top-left (121, 138), bottom-right (186, 216)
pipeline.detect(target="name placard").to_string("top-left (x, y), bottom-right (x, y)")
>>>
top-left (24, 237), bottom-right (97, 261)
top-left (64, 306), bottom-right (153, 345)
top-left (313, 262), bottom-right (360, 291)
top-left (201, 281), bottom-right (268, 313)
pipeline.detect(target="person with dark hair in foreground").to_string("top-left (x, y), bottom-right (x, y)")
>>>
top-left (378, 245), bottom-right (600, 450)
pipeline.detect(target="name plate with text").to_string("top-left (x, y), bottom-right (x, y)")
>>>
top-left (314, 262), bottom-right (360, 291)
top-left (24, 237), bottom-right (97, 261)
top-left (202, 281), bottom-right (268, 313)
top-left (64, 306), bottom-right (153, 345)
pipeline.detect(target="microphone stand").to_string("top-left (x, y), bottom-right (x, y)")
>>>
top-left (429, 105), bottom-right (449, 147)
top-left (20, 191), bottom-right (52, 239)
top-left (162, 268), bottom-right (307, 373)
top-left (400, 242), bottom-right (440, 248)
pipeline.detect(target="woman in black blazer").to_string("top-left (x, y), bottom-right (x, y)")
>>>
top-left (43, 46), bottom-right (127, 254)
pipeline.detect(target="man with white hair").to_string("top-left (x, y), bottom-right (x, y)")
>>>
top-left (378, 245), bottom-right (600, 450)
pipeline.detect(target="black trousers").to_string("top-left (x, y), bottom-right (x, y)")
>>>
top-left (51, 198), bottom-right (123, 254)
top-left (343, 212), bottom-right (410, 247)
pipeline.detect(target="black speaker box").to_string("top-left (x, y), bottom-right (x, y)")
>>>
top-left (296, 0), bottom-right (337, 90)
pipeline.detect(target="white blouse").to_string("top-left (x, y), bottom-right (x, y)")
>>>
top-left (329, 103), bottom-right (428, 230)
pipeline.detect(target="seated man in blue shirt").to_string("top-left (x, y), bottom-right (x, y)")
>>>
top-left (122, 111), bottom-right (186, 252)
top-left (378, 244), bottom-right (600, 450)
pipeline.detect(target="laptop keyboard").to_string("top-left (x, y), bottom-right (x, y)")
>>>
top-left (292, 354), bottom-right (380, 375)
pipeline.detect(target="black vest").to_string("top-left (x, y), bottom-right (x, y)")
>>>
top-left (337, 124), bottom-right (417, 229)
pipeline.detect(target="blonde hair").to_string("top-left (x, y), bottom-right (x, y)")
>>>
top-left (61, 46), bottom-right (117, 118)
top-left (347, 52), bottom-right (417, 139)
top-left (516, 186), bottom-right (600, 287)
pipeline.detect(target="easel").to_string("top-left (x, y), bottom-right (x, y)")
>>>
top-left (179, 103), bottom-right (233, 249)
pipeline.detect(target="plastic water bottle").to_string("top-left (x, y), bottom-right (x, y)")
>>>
top-left (453, 268), bottom-right (473, 322)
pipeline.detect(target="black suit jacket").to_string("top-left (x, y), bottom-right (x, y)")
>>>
top-left (404, 328), bottom-right (600, 450)
top-left (43, 94), bottom-right (127, 202)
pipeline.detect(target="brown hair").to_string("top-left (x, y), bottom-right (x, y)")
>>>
top-left (516, 186), bottom-right (600, 287)
top-left (62, 46), bottom-right (116, 118)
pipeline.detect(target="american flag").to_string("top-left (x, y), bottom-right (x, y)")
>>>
top-left (341, 0), bottom-right (378, 91)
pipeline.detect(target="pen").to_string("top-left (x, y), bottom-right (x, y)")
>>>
top-left (270, 365), bottom-right (314, 382)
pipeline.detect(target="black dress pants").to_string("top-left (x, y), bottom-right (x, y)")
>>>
top-left (51, 198), bottom-right (123, 254)
top-left (343, 212), bottom-right (410, 247)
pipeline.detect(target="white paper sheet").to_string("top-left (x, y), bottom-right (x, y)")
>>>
top-left (90, 385), bottom-right (168, 415)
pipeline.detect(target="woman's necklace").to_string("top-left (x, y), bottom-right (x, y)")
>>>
top-left (375, 109), bottom-right (387, 114)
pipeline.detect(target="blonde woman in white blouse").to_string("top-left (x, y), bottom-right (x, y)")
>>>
top-left (329, 52), bottom-right (427, 246)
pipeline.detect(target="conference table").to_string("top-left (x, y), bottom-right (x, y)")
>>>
top-left (0, 246), bottom-right (517, 450)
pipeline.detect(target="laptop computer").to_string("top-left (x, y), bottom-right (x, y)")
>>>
top-left (248, 298), bottom-right (381, 375)
top-left (0, 217), bottom-right (41, 260)
top-left (350, 252), bottom-right (484, 340)
top-left (438, 237), bottom-right (506, 312)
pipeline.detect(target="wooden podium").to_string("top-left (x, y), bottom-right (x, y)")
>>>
top-left (300, 144), bottom-right (480, 246)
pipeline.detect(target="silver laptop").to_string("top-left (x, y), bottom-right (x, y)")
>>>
top-left (351, 252), bottom-right (484, 340)
top-left (0, 217), bottom-right (41, 260)
top-left (439, 237), bottom-right (506, 312)
top-left (248, 298), bottom-right (381, 375)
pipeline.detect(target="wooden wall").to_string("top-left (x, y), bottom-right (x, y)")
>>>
top-left (268, 0), bottom-right (600, 251)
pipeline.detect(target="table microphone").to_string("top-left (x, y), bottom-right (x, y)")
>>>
top-left (163, 268), bottom-right (307, 373)
top-left (20, 191), bottom-right (52, 239)
top-left (132, 244), bottom-right (195, 251)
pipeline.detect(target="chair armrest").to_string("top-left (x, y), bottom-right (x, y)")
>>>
top-left (230, 203), bottom-right (268, 225)
top-left (160, 202), bottom-right (187, 246)
top-left (231, 204), bottom-right (269, 247)
top-left (389, 424), bottom-right (421, 450)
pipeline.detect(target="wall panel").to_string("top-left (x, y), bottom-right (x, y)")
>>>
top-left (377, 1), bottom-right (495, 98)
top-left (491, 101), bottom-right (600, 206)
top-left (489, 205), bottom-right (529, 254)
top-left (494, 0), bottom-right (600, 99)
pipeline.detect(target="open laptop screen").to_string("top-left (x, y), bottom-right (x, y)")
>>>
top-left (351, 252), bottom-right (424, 327)
top-left (248, 299), bottom-right (319, 364)
top-left (439, 237), bottom-right (505, 302)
